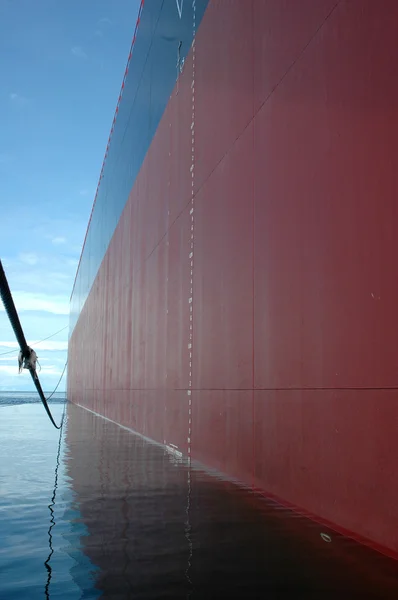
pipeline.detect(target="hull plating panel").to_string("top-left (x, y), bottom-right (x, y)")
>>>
top-left (68, 0), bottom-right (398, 557)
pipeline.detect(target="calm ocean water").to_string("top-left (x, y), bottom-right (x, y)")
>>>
top-left (1, 393), bottom-right (398, 599)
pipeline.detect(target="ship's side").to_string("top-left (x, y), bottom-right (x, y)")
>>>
top-left (68, 0), bottom-right (398, 558)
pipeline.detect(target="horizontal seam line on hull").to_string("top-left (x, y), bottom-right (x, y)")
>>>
top-left (78, 386), bottom-right (398, 392)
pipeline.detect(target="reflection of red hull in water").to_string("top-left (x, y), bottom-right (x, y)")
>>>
top-left (68, 0), bottom-right (398, 559)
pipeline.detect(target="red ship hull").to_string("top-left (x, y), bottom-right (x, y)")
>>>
top-left (68, 0), bottom-right (398, 558)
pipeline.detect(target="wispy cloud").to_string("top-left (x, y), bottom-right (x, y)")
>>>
top-left (9, 92), bottom-right (30, 107)
top-left (2, 252), bottom-right (78, 298)
top-left (19, 253), bottom-right (38, 266)
top-left (0, 365), bottom-right (21, 376)
top-left (37, 364), bottom-right (65, 376)
top-left (0, 341), bottom-right (68, 351)
top-left (51, 236), bottom-right (66, 245)
top-left (44, 234), bottom-right (67, 245)
top-left (0, 364), bottom-right (64, 376)
top-left (95, 17), bottom-right (112, 37)
top-left (0, 291), bottom-right (69, 315)
top-left (71, 46), bottom-right (87, 59)
top-left (79, 189), bottom-right (89, 196)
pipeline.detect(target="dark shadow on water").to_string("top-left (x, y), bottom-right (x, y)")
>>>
top-left (64, 404), bottom-right (398, 599)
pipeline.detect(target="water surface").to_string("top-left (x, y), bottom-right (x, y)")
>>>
top-left (1, 394), bottom-right (398, 598)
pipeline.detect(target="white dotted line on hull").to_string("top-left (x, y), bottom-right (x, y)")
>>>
top-left (187, 0), bottom-right (196, 464)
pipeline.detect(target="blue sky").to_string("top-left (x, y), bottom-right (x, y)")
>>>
top-left (0, 0), bottom-right (141, 392)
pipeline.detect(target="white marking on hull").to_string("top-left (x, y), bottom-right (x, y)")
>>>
top-left (176, 0), bottom-right (184, 19)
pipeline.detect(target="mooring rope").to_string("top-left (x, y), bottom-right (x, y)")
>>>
top-left (0, 259), bottom-right (66, 428)
top-left (46, 361), bottom-right (68, 402)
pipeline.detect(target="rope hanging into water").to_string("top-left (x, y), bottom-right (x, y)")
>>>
top-left (46, 361), bottom-right (68, 402)
top-left (0, 259), bottom-right (65, 429)
top-left (44, 394), bottom-right (67, 598)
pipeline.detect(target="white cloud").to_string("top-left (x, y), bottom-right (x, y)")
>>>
top-left (0, 364), bottom-right (64, 376)
top-left (2, 253), bottom-right (77, 297)
top-left (19, 253), bottom-right (38, 266)
top-left (71, 46), bottom-right (87, 59)
top-left (0, 291), bottom-right (69, 315)
top-left (36, 364), bottom-right (65, 376)
top-left (9, 92), bottom-right (30, 107)
top-left (0, 341), bottom-right (68, 351)
top-left (33, 356), bottom-right (66, 363)
top-left (0, 365), bottom-right (20, 375)
top-left (94, 17), bottom-right (112, 37)
top-left (0, 343), bottom-right (16, 349)
top-left (51, 236), bottom-right (66, 245)
top-left (34, 341), bottom-right (69, 351)
top-left (0, 216), bottom-right (77, 393)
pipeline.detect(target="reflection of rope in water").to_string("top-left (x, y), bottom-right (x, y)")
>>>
top-left (121, 428), bottom-right (134, 595)
top-left (185, 468), bottom-right (193, 596)
top-left (44, 399), bottom-right (67, 599)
